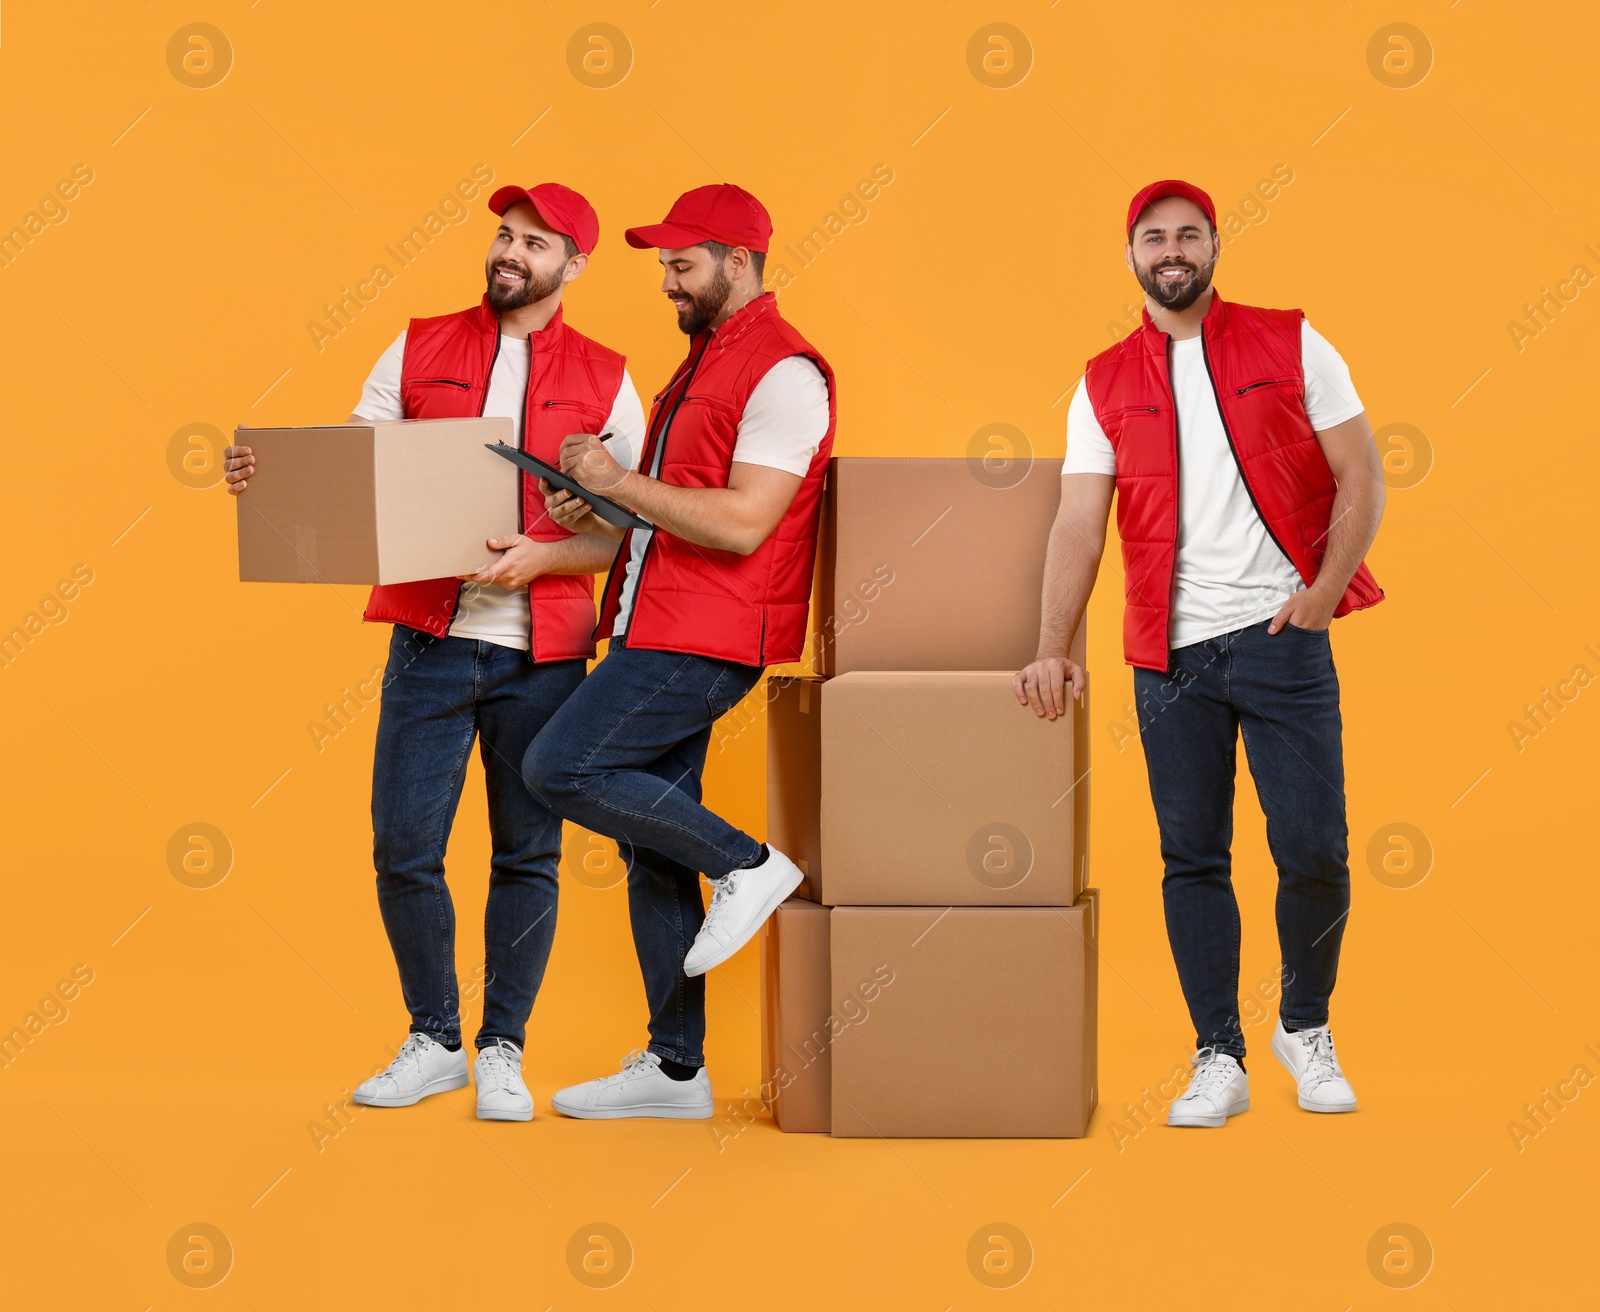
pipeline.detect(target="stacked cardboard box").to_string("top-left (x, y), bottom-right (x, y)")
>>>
top-left (761, 458), bottom-right (1099, 1137)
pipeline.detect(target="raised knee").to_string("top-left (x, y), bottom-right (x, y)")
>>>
top-left (522, 737), bottom-right (581, 808)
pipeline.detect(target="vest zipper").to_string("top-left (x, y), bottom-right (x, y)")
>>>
top-left (509, 329), bottom-right (541, 660)
top-left (1200, 335), bottom-right (1295, 568)
top-left (618, 336), bottom-right (711, 643)
top-left (597, 534), bottom-right (631, 646)
top-left (1165, 337), bottom-right (1180, 645)
top-left (445, 323), bottom-right (505, 636)
top-left (594, 345), bottom-right (700, 644)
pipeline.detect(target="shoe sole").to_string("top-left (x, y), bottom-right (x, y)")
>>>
top-left (477, 1103), bottom-right (534, 1122)
top-left (352, 1070), bottom-right (470, 1108)
top-left (1271, 1033), bottom-right (1357, 1114)
top-left (1167, 1096), bottom-right (1249, 1128)
top-left (549, 1097), bottom-right (712, 1121)
top-left (683, 865), bottom-right (804, 977)
top-left (1297, 1094), bottom-right (1357, 1114)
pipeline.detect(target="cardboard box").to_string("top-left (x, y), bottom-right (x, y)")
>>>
top-left (815, 457), bottom-right (1063, 675)
top-left (830, 890), bottom-right (1099, 1138)
top-left (766, 676), bottom-right (824, 901)
top-left (767, 665), bottom-right (1087, 906)
top-left (758, 897), bottom-right (833, 1133)
top-left (764, 624), bottom-right (1088, 902)
top-left (1069, 630), bottom-right (1090, 900)
top-left (235, 417), bottom-right (519, 584)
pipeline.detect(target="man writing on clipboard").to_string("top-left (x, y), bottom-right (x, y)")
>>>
top-left (224, 183), bottom-right (646, 1122)
top-left (524, 184), bottom-right (835, 1121)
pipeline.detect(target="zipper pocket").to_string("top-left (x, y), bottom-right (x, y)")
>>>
top-left (1102, 404), bottom-right (1159, 422)
top-left (543, 399), bottom-right (587, 409)
top-left (1235, 378), bottom-right (1296, 395)
top-left (415, 377), bottom-right (470, 389)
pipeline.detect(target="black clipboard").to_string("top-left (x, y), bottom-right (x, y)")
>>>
top-left (485, 442), bottom-right (653, 531)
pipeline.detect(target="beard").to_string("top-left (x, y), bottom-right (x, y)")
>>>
top-left (674, 261), bottom-right (733, 335)
top-left (485, 260), bottom-right (565, 312)
top-left (1134, 253), bottom-right (1216, 312)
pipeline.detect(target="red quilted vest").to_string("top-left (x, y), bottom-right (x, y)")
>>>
top-left (362, 297), bottom-right (625, 662)
top-left (1084, 291), bottom-right (1383, 671)
top-left (594, 293), bottom-right (835, 666)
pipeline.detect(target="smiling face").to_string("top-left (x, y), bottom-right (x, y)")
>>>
top-left (1126, 196), bottom-right (1218, 313)
top-left (658, 244), bottom-right (737, 335)
top-left (484, 201), bottom-right (583, 312)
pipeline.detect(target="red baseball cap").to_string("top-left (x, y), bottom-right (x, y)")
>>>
top-left (625, 184), bottom-right (773, 253)
top-left (1126, 179), bottom-right (1216, 239)
top-left (488, 182), bottom-right (600, 256)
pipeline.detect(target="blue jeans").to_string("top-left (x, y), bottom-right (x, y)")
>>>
top-left (372, 626), bottom-right (586, 1051)
top-left (1133, 620), bottom-right (1351, 1060)
top-left (522, 635), bottom-right (766, 1067)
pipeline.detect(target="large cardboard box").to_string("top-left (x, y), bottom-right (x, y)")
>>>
top-left (812, 672), bottom-right (1088, 908)
top-left (830, 890), bottom-right (1099, 1138)
top-left (758, 897), bottom-right (833, 1133)
top-left (235, 417), bottom-right (518, 584)
top-left (766, 676), bottom-right (824, 902)
top-left (768, 663), bottom-right (1088, 906)
top-left (815, 457), bottom-right (1063, 675)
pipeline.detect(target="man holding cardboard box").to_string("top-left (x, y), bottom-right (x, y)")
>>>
top-left (1017, 180), bottom-right (1385, 1128)
top-left (523, 185), bottom-right (834, 1120)
top-left (225, 183), bottom-right (645, 1121)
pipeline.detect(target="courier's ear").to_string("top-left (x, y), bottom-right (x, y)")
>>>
top-left (722, 244), bottom-right (759, 291)
top-left (562, 252), bottom-right (588, 285)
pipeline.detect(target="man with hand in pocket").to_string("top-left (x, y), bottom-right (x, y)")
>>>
top-left (1016, 179), bottom-right (1386, 1130)
top-left (224, 182), bottom-right (645, 1123)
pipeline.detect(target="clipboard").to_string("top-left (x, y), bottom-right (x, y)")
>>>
top-left (485, 442), bottom-right (654, 531)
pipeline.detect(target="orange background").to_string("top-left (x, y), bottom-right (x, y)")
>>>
top-left (2, 1), bottom-right (1595, 1306)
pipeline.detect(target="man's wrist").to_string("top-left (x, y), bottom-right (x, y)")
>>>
top-left (526, 536), bottom-right (556, 576)
top-left (610, 468), bottom-right (641, 506)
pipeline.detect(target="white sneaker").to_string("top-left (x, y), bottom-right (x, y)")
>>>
top-left (682, 845), bottom-right (804, 977)
top-left (1167, 1049), bottom-right (1250, 1128)
top-left (550, 1048), bottom-right (713, 1120)
top-left (352, 1032), bottom-right (469, 1108)
top-left (475, 1039), bottom-right (534, 1122)
top-left (1271, 1022), bottom-right (1358, 1113)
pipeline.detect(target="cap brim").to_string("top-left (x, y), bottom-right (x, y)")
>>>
top-left (489, 185), bottom-right (536, 216)
top-left (624, 222), bottom-right (716, 250)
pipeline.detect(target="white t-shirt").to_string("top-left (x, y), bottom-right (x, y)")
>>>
top-left (356, 329), bottom-right (646, 651)
top-left (611, 353), bottom-right (830, 637)
top-left (1063, 320), bottom-right (1364, 649)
